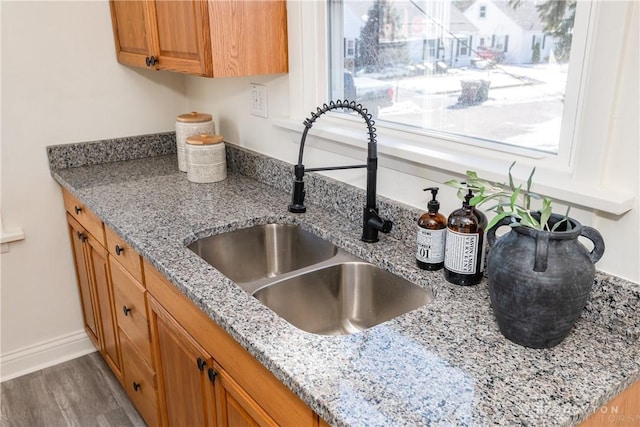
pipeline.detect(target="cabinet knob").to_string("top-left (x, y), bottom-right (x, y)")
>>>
top-left (196, 357), bottom-right (207, 372)
top-left (132, 382), bottom-right (141, 392)
top-left (115, 245), bottom-right (125, 255)
top-left (145, 56), bottom-right (158, 67)
top-left (123, 305), bottom-right (132, 316)
top-left (76, 231), bottom-right (87, 242)
top-left (74, 206), bottom-right (82, 214)
top-left (207, 367), bottom-right (217, 383)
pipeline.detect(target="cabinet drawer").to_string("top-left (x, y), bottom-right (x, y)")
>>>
top-left (121, 333), bottom-right (158, 427)
top-left (62, 188), bottom-right (105, 244)
top-left (105, 225), bottom-right (143, 283)
top-left (111, 256), bottom-right (152, 366)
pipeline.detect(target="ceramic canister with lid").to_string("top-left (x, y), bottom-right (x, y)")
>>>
top-left (175, 112), bottom-right (215, 172)
top-left (185, 134), bottom-right (227, 183)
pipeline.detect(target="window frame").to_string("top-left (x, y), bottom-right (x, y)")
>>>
top-left (277, 0), bottom-right (635, 215)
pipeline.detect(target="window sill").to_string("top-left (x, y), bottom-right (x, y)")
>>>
top-left (273, 115), bottom-right (635, 216)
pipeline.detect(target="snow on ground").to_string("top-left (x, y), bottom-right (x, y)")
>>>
top-left (362, 63), bottom-right (570, 153)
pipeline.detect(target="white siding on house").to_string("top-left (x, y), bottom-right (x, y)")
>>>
top-left (463, 0), bottom-right (555, 64)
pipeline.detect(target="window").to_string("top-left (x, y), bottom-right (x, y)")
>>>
top-left (280, 0), bottom-right (633, 216)
top-left (278, 0), bottom-right (634, 219)
top-left (329, 0), bottom-right (585, 155)
top-left (426, 39), bottom-right (436, 57)
top-left (346, 39), bottom-right (355, 57)
top-left (459, 36), bottom-right (471, 56)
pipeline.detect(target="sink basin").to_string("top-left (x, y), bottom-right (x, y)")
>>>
top-left (189, 223), bottom-right (433, 335)
top-left (188, 224), bottom-right (338, 283)
top-left (253, 262), bottom-right (434, 335)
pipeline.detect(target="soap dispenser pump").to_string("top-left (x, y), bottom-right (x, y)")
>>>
top-left (444, 188), bottom-right (486, 286)
top-left (416, 187), bottom-right (447, 270)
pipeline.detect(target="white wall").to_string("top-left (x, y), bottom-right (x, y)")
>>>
top-left (0, 0), bottom-right (636, 381)
top-left (0, 1), bottom-right (187, 381)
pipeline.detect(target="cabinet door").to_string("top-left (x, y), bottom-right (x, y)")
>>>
top-left (148, 0), bottom-right (212, 76)
top-left (150, 297), bottom-right (216, 427)
top-left (213, 362), bottom-right (277, 427)
top-left (109, 0), bottom-right (154, 68)
top-left (86, 234), bottom-right (122, 381)
top-left (67, 215), bottom-right (100, 348)
top-left (208, 0), bottom-right (288, 77)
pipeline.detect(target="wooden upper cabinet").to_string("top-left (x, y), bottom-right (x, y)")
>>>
top-left (109, 0), bottom-right (288, 78)
top-left (208, 1), bottom-right (288, 77)
top-left (148, 0), bottom-right (212, 76)
top-left (109, 1), bottom-right (153, 68)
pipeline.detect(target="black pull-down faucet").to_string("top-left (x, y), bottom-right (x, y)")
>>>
top-left (288, 100), bottom-right (393, 243)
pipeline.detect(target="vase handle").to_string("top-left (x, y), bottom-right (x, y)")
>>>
top-left (580, 226), bottom-right (605, 264)
top-left (486, 216), bottom-right (514, 247)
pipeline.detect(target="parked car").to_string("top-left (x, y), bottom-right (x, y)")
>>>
top-left (343, 70), bottom-right (394, 118)
top-left (474, 46), bottom-right (506, 63)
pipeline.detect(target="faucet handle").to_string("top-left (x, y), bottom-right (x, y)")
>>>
top-left (379, 218), bottom-right (393, 233)
top-left (362, 208), bottom-right (393, 242)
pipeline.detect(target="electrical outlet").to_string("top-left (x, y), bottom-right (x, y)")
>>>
top-left (250, 83), bottom-right (268, 118)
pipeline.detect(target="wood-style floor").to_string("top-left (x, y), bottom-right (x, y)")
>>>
top-left (1, 352), bottom-right (145, 427)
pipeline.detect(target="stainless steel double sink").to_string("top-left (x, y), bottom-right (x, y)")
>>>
top-left (188, 224), bottom-right (433, 335)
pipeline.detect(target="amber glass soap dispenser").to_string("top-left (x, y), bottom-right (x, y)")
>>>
top-left (444, 189), bottom-right (487, 286)
top-left (416, 187), bottom-right (447, 270)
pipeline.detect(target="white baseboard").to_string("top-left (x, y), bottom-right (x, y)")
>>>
top-left (1, 329), bottom-right (97, 382)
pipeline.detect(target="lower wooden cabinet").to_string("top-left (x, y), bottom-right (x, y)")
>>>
top-left (107, 233), bottom-right (160, 427)
top-left (213, 360), bottom-right (277, 427)
top-left (149, 295), bottom-right (279, 427)
top-left (66, 213), bottom-right (122, 381)
top-left (67, 214), bottom-right (101, 348)
top-left (150, 296), bottom-right (216, 427)
top-left (88, 234), bottom-right (122, 380)
top-left (121, 332), bottom-right (159, 426)
top-left (144, 260), bottom-right (319, 427)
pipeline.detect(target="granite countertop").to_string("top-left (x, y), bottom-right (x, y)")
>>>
top-left (48, 133), bottom-right (640, 426)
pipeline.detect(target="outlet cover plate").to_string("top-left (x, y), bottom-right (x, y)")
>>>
top-left (250, 83), bottom-right (268, 118)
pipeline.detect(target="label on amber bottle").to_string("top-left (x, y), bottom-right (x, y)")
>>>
top-left (444, 229), bottom-right (479, 274)
top-left (416, 227), bottom-right (446, 263)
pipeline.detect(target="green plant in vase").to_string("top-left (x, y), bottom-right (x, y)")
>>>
top-left (446, 163), bottom-right (605, 349)
top-left (445, 162), bottom-right (570, 231)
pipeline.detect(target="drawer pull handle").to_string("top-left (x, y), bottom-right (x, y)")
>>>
top-left (74, 206), bottom-right (82, 215)
top-left (76, 231), bottom-right (87, 242)
top-left (115, 245), bottom-right (125, 255)
top-left (196, 357), bottom-right (207, 372)
top-left (133, 382), bottom-right (141, 392)
top-left (123, 306), bottom-right (132, 316)
top-left (208, 367), bottom-right (217, 383)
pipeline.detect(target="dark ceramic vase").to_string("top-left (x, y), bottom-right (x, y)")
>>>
top-left (486, 213), bottom-right (605, 348)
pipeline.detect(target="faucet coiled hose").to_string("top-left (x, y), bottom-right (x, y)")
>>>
top-left (297, 100), bottom-right (377, 165)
